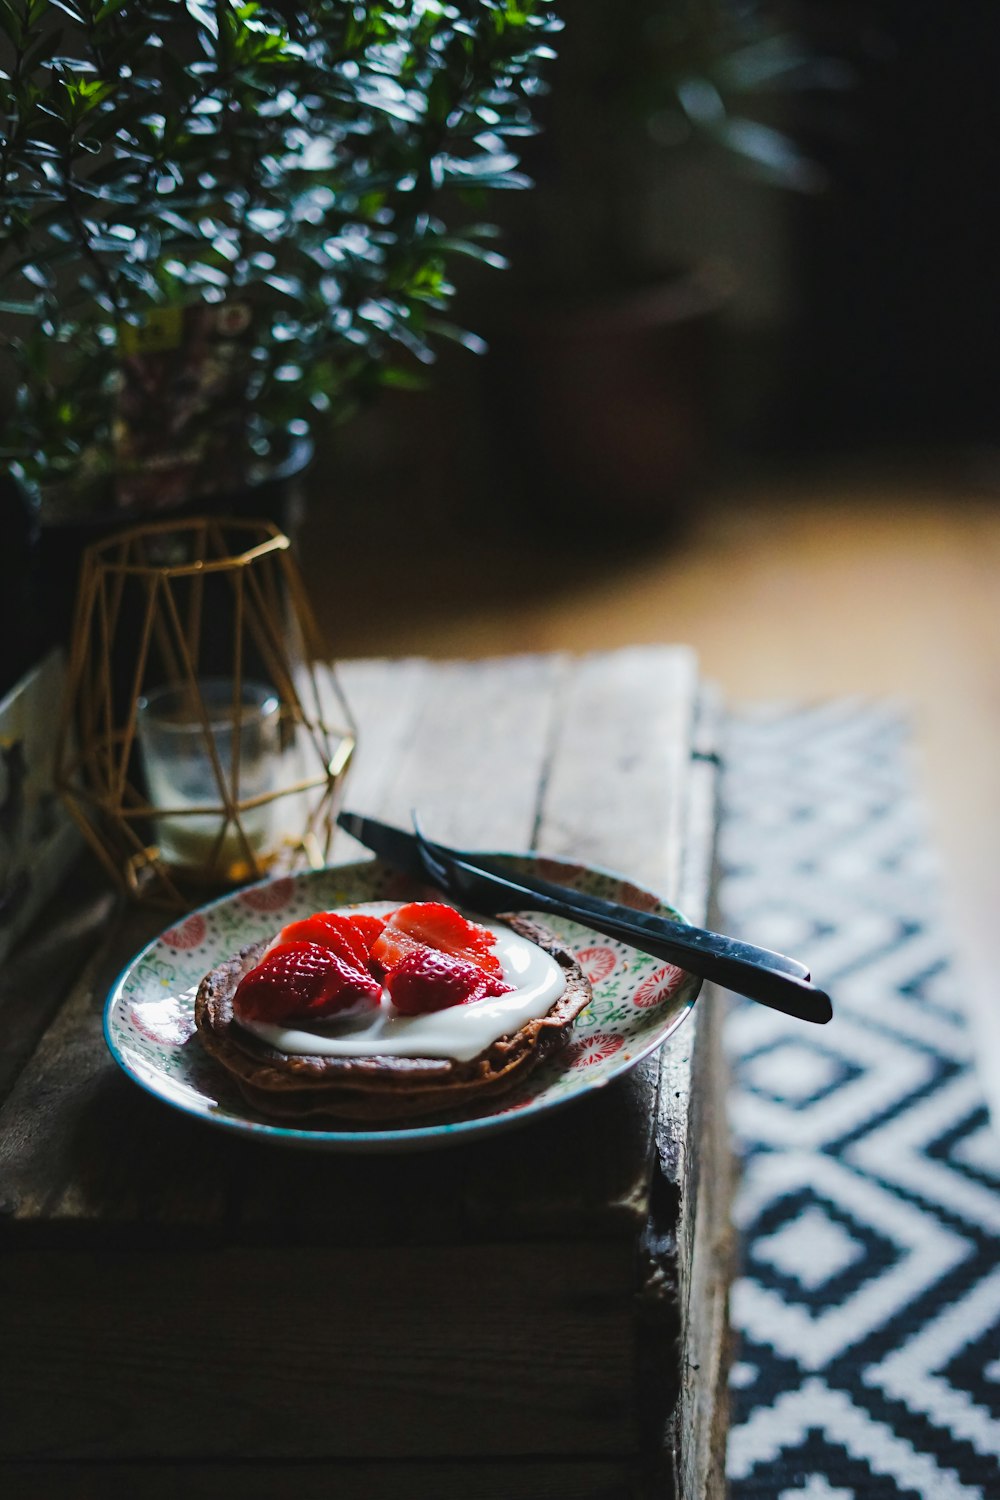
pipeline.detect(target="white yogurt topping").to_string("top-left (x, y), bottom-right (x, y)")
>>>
top-left (238, 902), bottom-right (567, 1063)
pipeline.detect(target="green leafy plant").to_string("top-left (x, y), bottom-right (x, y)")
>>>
top-left (0, 0), bottom-right (559, 514)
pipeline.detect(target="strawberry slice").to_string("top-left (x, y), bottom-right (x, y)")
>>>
top-left (347, 913), bottom-right (387, 951)
top-left (277, 911), bottom-right (382, 967)
top-left (233, 941), bottom-right (381, 1024)
top-left (368, 924), bottom-right (422, 973)
top-left (371, 901), bottom-right (504, 977)
top-left (386, 947), bottom-right (513, 1016)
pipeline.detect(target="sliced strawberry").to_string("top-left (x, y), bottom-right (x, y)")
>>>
top-left (479, 969), bottom-right (517, 998)
top-left (233, 940), bottom-right (381, 1024)
top-left (278, 911), bottom-right (381, 967)
top-left (347, 913), bottom-right (387, 952)
top-left (371, 901), bottom-right (503, 977)
top-left (386, 947), bottom-right (512, 1015)
top-left (369, 923), bottom-right (424, 973)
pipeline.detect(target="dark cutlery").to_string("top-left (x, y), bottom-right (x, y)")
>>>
top-left (337, 811), bottom-right (833, 1025)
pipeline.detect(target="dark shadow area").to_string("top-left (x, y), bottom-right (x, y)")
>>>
top-left (787, 1), bottom-right (1000, 449)
top-left (297, 0), bottom-right (1000, 654)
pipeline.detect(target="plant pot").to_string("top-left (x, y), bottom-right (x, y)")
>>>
top-left (26, 439), bottom-right (312, 664)
top-left (0, 472), bottom-right (40, 700)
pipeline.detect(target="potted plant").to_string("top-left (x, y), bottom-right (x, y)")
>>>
top-left (0, 0), bottom-right (560, 672)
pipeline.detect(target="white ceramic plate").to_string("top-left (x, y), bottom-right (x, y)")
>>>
top-left (104, 855), bottom-right (701, 1152)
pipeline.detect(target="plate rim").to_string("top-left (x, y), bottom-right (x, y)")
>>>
top-left (103, 853), bottom-right (701, 1151)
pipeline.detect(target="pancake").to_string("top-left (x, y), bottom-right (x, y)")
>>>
top-left (194, 913), bottom-right (592, 1123)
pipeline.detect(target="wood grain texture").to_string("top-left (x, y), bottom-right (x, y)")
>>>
top-left (635, 686), bottom-right (731, 1500)
top-left (671, 688), bottom-right (734, 1500)
top-left (673, 989), bottom-right (735, 1500)
top-left (0, 898), bottom-right (247, 1238)
top-left (0, 646), bottom-right (731, 1496)
top-left (0, 1460), bottom-right (636, 1500)
top-left (0, 862), bottom-right (116, 1110)
top-left (536, 645), bottom-right (698, 902)
top-left (1, 1243), bottom-right (635, 1461)
top-left (363, 651), bottom-right (569, 847)
top-left (327, 655), bottom-right (432, 864)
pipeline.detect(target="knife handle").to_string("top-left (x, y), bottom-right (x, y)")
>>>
top-left (455, 849), bottom-right (812, 982)
top-left (519, 891), bottom-right (832, 1025)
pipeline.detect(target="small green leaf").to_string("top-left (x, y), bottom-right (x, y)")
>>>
top-left (47, 0), bottom-right (86, 23)
top-left (0, 0), bottom-right (562, 498)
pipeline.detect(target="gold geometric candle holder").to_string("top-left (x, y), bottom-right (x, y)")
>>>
top-left (55, 517), bottom-right (355, 909)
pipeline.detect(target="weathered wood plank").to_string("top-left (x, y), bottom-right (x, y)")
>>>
top-left (0, 1459), bottom-right (636, 1500)
top-left (657, 685), bottom-right (734, 1500)
top-left (0, 1243), bottom-right (635, 1462)
top-left (327, 656), bottom-right (432, 864)
top-left (0, 856), bottom-right (116, 1109)
top-left (469, 648), bottom-right (700, 1240)
top-left (534, 645), bottom-right (699, 898)
top-left (0, 898), bottom-right (246, 1239)
top-left (671, 987), bottom-right (734, 1500)
top-left (358, 652), bottom-right (570, 846)
top-left (233, 1084), bottom-right (666, 1249)
top-left (658, 687), bottom-right (724, 1315)
top-left (461, 1054), bottom-right (664, 1240)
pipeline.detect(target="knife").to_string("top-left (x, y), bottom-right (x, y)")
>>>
top-left (337, 810), bottom-right (833, 1025)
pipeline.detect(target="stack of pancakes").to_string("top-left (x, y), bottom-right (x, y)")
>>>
top-left (194, 915), bottom-right (592, 1123)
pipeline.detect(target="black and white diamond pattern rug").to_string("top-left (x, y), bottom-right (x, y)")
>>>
top-left (719, 702), bottom-right (1000, 1499)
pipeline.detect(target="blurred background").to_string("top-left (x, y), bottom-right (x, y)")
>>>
top-left (296, 0), bottom-right (1000, 1111)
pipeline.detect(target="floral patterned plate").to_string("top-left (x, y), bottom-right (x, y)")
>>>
top-left (104, 855), bottom-right (702, 1153)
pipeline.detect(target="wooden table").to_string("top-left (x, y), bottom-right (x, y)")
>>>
top-left (0, 645), bottom-right (733, 1499)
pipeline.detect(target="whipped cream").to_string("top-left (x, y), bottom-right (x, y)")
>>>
top-left (238, 902), bottom-right (567, 1063)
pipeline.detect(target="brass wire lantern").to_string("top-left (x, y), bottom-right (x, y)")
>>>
top-left (55, 517), bottom-right (355, 908)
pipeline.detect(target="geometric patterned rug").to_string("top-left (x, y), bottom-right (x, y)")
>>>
top-left (719, 702), bottom-right (1000, 1499)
